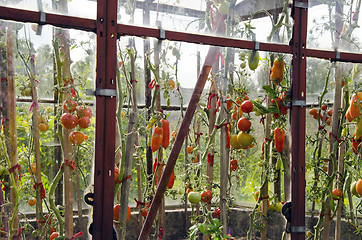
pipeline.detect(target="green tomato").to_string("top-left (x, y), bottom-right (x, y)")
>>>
top-left (248, 50), bottom-right (259, 71)
top-left (218, 1), bottom-right (230, 15)
top-left (351, 181), bottom-right (361, 197)
top-left (240, 62), bottom-right (246, 69)
top-left (237, 132), bottom-right (253, 148)
top-left (187, 191), bottom-right (201, 204)
top-left (24, 87), bottom-right (32, 97)
top-left (239, 51), bottom-right (246, 60)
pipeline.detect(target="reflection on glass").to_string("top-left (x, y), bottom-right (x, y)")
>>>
top-left (308, 1), bottom-right (362, 53)
top-left (118, 0), bottom-right (293, 44)
top-left (0, 20), bottom-right (95, 239)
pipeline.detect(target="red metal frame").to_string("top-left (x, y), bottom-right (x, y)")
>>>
top-left (93, 0), bottom-right (118, 239)
top-left (290, 1), bottom-right (308, 239)
top-left (0, 1), bottom-right (361, 239)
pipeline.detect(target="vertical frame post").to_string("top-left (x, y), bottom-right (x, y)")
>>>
top-left (93, 0), bottom-right (118, 239)
top-left (291, 1), bottom-right (308, 240)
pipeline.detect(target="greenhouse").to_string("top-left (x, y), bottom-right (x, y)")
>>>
top-left (0, 0), bottom-right (361, 239)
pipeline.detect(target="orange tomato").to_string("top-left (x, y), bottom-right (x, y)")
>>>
top-left (151, 126), bottom-right (163, 152)
top-left (332, 189), bottom-right (342, 200)
top-left (28, 197), bottom-right (37, 206)
top-left (113, 205), bottom-right (131, 223)
top-left (270, 58), bottom-right (284, 83)
top-left (28, 162), bottom-right (36, 175)
top-left (231, 112), bottom-right (238, 121)
top-left (346, 109), bottom-right (353, 122)
top-left (69, 131), bottom-right (85, 145)
top-left (356, 179), bottom-right (362, 196)
top-left (274, 128), bottom-right (285, 153)
top-left (39, 123), bottom-right (48, 132)
top-left (309, 108), bottom-right (318, 116)
top-left (349, 94), bottom-right (361, 119)
top-left (78, 116), bottom-right (91, 129)
top-left (161, 119), bottom-right (170, 149)
top-left (168, 79), bottom-right (176, 90)
top-left (186, 146), bottom-right (194, 154)
top-left (50, 232), bottom-right (59, 240)
top-left (167, 169), bottom-right (175, 189)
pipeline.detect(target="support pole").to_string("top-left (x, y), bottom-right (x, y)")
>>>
top-left (290, 1), bottom-right (308, 240)
top-left (138, 40), bottom-right (224, 240)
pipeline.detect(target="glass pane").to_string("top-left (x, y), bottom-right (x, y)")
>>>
top-left (305, 61), bottom-right (362, 238)
top-left (116, 35), bottom-right (290, 238)
top-left (0, 0), bottom-right (97, 20)
top-left (0, 21), bottom-right (95, 239)
top-left (118, 0), bottom-right (293, 44)
top-left (308, 1), bottom-right (362, 53)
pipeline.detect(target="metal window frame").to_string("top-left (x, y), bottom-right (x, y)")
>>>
top-left (0, 0), bottom-right (361, 239)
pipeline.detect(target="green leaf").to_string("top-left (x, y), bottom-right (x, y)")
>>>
top-left (262, 85), bottom-right (277, 99)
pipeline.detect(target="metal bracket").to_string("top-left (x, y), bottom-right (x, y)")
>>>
top-left (159, 28), bottom-right (165, 40)
top-left (291, 100), bottom-right (306, 107)
top-left (40, 11), bottom-right (46, 23)
top-left (86, 88), bottom-right (117, 97)
top-left (290, 226), bottom-right (306, 233)
top-left (254, 41), bottom-right (260, 51)
top-left (295, 1), bottom-right (308, 9)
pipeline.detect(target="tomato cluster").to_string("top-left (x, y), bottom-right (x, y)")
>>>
top-left (308, 104), bottom-right (332, 125)
top-left (230, 159), bottom-right (238, 171)
top-left (229, 99), bottom-right (254, 150)
top-left (61, 99), bottom-right (92, 145)
top-left (38, 115), bottom-right (50, 132)
top-left (150, 118), bottom-right (170, 152)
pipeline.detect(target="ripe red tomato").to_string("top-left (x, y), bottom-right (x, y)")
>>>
top-left (226, 98), bottom-right (233, 110)
top-left (77, 106), bottom-right (92, 119)
top-left (140, 207), bottom-right (149, 217)
top-left (230, 159), bottom-right (238, 166)
top-left (201, 190), bottom-right (212, 203)
top-left (167, 169), bottom-right (175, 189)
top-left (69, 131), bottom-right (85, 145)
top-left (50, 232), bottom-right (59, 240)
top-left (78, 116), bottom-right (91, 129)
top-left (113, 205), bottom-right (131, 223)
top-left (281, 106), bottom-right (288, 115)
top-left (327, 109), bottom-right (333, 117)
top-left (241, 100), bottom-right (253, 113)
top-left (114, 166), bottom-right (120, 182)
top-left (237, 117), bottom-right (251, 131)
top-left (332, 189), bottom-right (342, 200)
top-left (212, 207), bottom-right (221, 218)
top-left (230, 164), bottom-right (238, 171)
top-left (309, 108), bottom-right (318, 116)
top-left (63, 99), bottom-right (77, 113)
top-left (321, 104), bottom-right (327, 111)
top-left (61, 113), bottom-right (78, 129)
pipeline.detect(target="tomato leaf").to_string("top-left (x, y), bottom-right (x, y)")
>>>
top-left (262, 85), bottom-right (277, 99)
top-left (251, 100), bottom-right (273, 114)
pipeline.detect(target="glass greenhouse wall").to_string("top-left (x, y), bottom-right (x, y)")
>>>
top-left (0, 0), bottom-right (361, 240)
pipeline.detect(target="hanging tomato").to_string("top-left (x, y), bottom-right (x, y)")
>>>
top-left (151, 126), bottom-right (163, 152)
top-left (167, 169), bottom-right (175, 189)
top-left (274, 127), bottom-right (285, 153)
top-left (161, 119), bottom-right (170, 149)
top-left (270, 57), bottom-right (284, 83)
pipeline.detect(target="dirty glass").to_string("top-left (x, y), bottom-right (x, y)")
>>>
top-left (118, 0), bottom-right (293, 45)
top-left (308, 0), bottom-right (362, 53)
top-left (0, 0), bottom-right (97, 20)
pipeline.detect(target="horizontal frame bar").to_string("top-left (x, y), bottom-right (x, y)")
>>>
top-left (0, 6), bottom-right (361, 63)
top-left (0, 6), bottom-right (96, 32)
